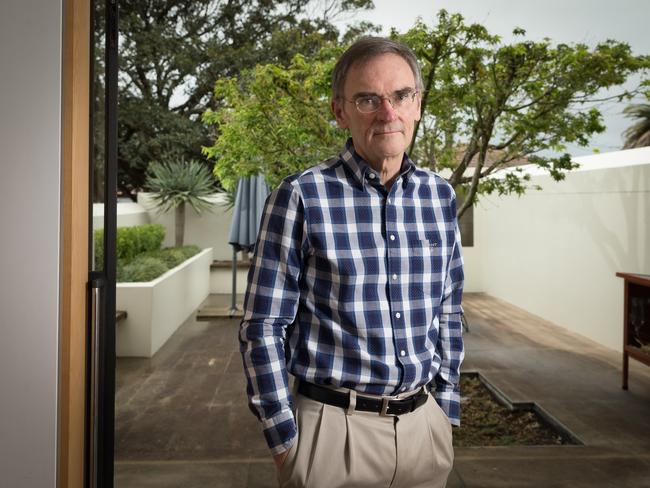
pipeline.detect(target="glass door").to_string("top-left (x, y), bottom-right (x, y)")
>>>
top-left (88, 0), bottom-right (118, 486)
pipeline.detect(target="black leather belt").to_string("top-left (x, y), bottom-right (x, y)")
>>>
top-left (297, 381), bottom-right (429, 416)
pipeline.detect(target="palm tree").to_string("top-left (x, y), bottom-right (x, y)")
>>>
top-left (145, 159), bottom-right (216, 247)
top-left (623, 101), bottom-right (650, 149)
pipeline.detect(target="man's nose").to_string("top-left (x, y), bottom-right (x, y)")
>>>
top-left (376, 97), bottom-right (398, 121)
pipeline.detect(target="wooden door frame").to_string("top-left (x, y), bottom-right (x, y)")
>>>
top-left (59, 0), bottom-right (91, 486)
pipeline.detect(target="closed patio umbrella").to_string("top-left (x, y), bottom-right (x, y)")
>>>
top-left (228, 174), bottom-right (269, 316)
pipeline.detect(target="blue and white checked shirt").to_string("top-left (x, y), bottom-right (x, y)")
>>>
top-left (240, 139), bottom-right (464, 455)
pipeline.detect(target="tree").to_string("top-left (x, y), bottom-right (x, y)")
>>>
top-left (623, 96), bottom-right (650, 148)
top-left (145, 159), bottom-right (217, 247)
top-left (98, 0), bottom-right (374, 199)
top-left (202, 48), bottom-right (346, 193)
top-left (203, 11), bottom-right (650, 218)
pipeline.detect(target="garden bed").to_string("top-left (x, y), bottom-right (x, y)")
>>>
top-left (116, 247), bottom-right (213, 358)
top-left (454, 373), bottom-right (581, 447)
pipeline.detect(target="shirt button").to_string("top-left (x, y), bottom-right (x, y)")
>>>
top-left (392, 274), bottom-right (398, 280)
top-left (388, 198), bottom-right (392, 204)
top-left (395, 312), bottom-right (401, 319)
top-left (390, 235), bottom-right (395, 241)
top-left (400, 350), bottom-right (406, 357)
top-left (368, 173), bottom-right (375, 179)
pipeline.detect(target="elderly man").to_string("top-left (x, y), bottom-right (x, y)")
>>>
top-left (240, 37), bottom-right (464, 488)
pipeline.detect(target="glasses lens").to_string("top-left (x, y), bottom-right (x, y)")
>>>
top-left (356, 96), bottom-right (380, 113)
top-left (392, 91), bottom-right (416, 108)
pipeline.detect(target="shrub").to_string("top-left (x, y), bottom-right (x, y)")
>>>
top-left (145, 248), bottom-right (187, 269)
top-left (94, 224), bottom-right (166, 269)
top-left (177, 245), bottom-right (201, 260)
top-left (95, 224), bottom-right (202, 282)
top-left (118, 256), bottom-right (169, 283)
top-left (116, 224), bottom-right (165, 263)
top-left (143, 245), bottom-right (201, 269)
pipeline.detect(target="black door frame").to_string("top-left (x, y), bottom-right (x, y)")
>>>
top-left (88, 1), bottom-right (118, 486)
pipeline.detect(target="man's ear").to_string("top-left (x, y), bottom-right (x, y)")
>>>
top-left (331, 98), bottom-right (349, 129)
top-left (414, 94), bottom-right (422, 122)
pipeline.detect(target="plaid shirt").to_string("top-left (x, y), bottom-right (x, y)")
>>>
top-left (240, 139), bottom-right (464, 455)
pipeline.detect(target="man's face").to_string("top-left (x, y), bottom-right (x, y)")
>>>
top-left (332, 53), bottom-right (421, 166)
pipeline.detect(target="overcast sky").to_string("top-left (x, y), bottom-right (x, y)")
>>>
top-left (343, 0), bottom-right (649, 155)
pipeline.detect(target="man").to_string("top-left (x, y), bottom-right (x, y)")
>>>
top-left (240, 37), bottom-right (464, 488)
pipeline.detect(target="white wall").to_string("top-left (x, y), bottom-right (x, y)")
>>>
top-left (469, 148), bottom-right (650, 351)
top-left (461, 247), bottom-right (482, 293)
top-left (138, 192), bottom-right (236, 260)
top-left (93, 200), bottom-right (150, 230)
top-left (0, 0), bottom-right (62, 485)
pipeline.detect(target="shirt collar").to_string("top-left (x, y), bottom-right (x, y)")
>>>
top-left (339, 138), bottom-right (416, 190)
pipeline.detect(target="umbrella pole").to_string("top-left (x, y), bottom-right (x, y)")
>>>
top-left (230, 247), bottom-right (238, 317)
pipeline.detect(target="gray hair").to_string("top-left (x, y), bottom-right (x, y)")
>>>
top-left (332, 36), bottom-right (423, 101)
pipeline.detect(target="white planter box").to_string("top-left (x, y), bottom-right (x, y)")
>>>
top-left (116, 248), bottom-right (213, 357)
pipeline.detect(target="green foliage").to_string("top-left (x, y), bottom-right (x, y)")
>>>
top-left (94, 229), bottom-right (104, 271)
top-left (93, 0), bottom-right (375, 197)
top-left (178, 244), bottom-right (202, 259)
top-left (204, 10), bottom-right (649, 218)
top-left (117, 245), bottom-right (202, 282)
top-left (623, 94), bottom-right (650, 148)
top-left (94, 222), bottom-right (202, 282)
top-left (145, 159), bottom-right (218, 247)
top-left (396, 12), bottom-right (648, 216)
top-left (116, 224), bottom-right (166, 263)
top-left (203, 48), bottom-right (348, 192)
top-left (144, 248), bottom-right (187, 269)
top-left (118, 256), bottom-right (170, 283)
top-left (94, 224), bottom-right (166, 269)
top-left (145, 159), bottom-right (216, 214)
top-left (143, 245), bottom-right (201, 269)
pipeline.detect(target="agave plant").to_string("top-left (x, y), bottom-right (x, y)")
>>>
top-left (145, 159), bottom-right (216, 247)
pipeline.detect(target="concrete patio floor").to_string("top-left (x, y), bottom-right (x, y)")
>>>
top-left (115, 293), bottom-right (650, 487)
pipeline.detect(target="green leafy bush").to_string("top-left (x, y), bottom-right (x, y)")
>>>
top-left (143, 245), bottom-right (200, 269)
top-left (116, 224), bottom-right (165, 263)
top-left (177, 245), bottom-right (201, 260)
top-left (118, 256), bottom-right (169, 283)
top-left (144, 248), bottom-right (187, 269)
top-left (94, 224), bottom-right (202, 282)
top-left (94, 224), bottom-right (165, 269)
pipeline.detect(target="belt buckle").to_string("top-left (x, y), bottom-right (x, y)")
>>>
top-left (380, 397), bottom-right (395, 416)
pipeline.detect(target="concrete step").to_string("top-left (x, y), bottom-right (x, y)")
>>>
top-left (196, 306), bottom-right (244, 320)
top-left (195, 293), bottom-right (245, 320)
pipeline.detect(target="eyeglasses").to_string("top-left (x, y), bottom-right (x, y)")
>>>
top-left (345, 89), bottom-right (419, 114)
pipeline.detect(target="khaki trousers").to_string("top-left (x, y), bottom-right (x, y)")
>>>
top-left (277, 388), bottom-right (454, 488)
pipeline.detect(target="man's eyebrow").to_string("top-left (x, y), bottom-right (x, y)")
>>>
top-left (351, 87), bottom-right (416, 98)
top-left (395, 87), bottom-right (417, 95)
top-left (351, 91), bottom-right (379, 98)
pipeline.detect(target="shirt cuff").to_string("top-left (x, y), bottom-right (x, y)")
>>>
top-left (432, 389), bottom-right (461, 427)
top-left (261, 408), bottom-right (298, 455)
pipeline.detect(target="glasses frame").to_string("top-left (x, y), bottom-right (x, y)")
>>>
top-left (344, 89), bottom-right (420, 114)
